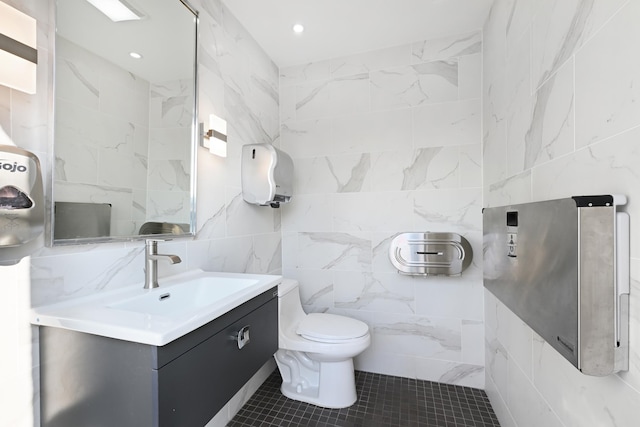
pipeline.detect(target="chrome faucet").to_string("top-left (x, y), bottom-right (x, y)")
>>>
top-left (144, 239), bottom-right (182, 289)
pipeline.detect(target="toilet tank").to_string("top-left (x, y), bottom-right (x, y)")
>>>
top-left (277, 279), bottom-right (306, 324)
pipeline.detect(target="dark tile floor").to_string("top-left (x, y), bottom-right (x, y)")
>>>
top-left (228, 370), bottom-right (500, 427)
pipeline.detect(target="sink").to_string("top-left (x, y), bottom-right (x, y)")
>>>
top-left (31, 269), bottom-right (281, 346)
top-left (108, 276), bottom-right (260, 318)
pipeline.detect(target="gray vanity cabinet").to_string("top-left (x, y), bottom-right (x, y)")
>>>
top-left (39, 287), bottom-right (278, 427)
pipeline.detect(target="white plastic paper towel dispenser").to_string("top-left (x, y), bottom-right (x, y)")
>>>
top-left (0, 145), bottom-right (44, 247)
top-left (241, 144), bottom-right (293, 208)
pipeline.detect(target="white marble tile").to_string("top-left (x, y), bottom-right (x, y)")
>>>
top-left (295, 80), bottom-right (330, 120)
top-left (30, 246), bottom-right (144, 306)
top-left (412, 188), bottom-right (483, 232)
top-left (146, 190), bottom-right (191, 224)
top-left (374, 312), bottom-right (462, 360)
top-left (149, 79), bottom-right (194, 129)
top-left (532, 331), bottom-right (640, 427)
top-left (248, 232), bottom-right (281, 274)
top-left (460, 144), bottom-right (482, 188)
top-left (415, 280), bottom-right (484, 321)
top-left (280, 60), bottom-right (331, 86)
top-left (483, 68), bottom-right (509, 188)
top-left (55, 37), bottom-right (100, 110)
top-left (506, 0), bottom-right (533, 58)
top-left (415, 358), bottom-right (484, 389)
top-left (195, 156), bottom-right (226, 239)
top-left (281, 193), bottom-right (333, 233)
top-left (280, 118), bottom-right (332, 158)
top-left (458, 53), bottom-right (482, 100)
top-left (531, 126), bottom-right (640, 258)
top-left (331, 108), bottom-right (412, 155)
top-left (224, 84), bottom-right (278, 146)
top-left (371, 232), bottom-right (399, 274)
top-left (281, 232), bottom-right (299, 270)
top-left (523, 58), bottom-right (574, 169)
top-left (329, 74), bottom-right (370, 117)
top-left (370, 148), bottom-right (459, 191)
top-left (501, 302), bottom-right (534, 380)
top-left (54, 138), bottom-right (98, 184)
top-left (293, 154), bottom-right (371, 195)
top-left (462, 320), bottom-right (485, 366)
top-left (531, 0), bottom-right (628, 89)
top-left (507, 357), bottom-right (564, 427)
top-left (331, 45), bottom-right (411, 78)
top-left (332, 192), bottom-right (413, 232)
top-left (279, 84), bottom-right (296, 123)
top-left (355, 349), bottom-right (416, 379)
top-left (485, 374), bottom-right (517, 427)
top-left (486, 333), bottom-right (509, 407)
top-left (618, 258), bottom-right (640, 392)
top-left (97, 149), bottom-right (134, 188)
top-left (483, 0), bottom-right (509, 90)
top-left (575, 1), bottom-right (640, 148)
top-left (283, 268), bottom-right (334, 311)
top-left (413, 99), bottom-right (481, 148)
top-left (334, 271), bottom-right (415, 314)
top-left (370, 61), bottom-right (458, 110)
top-left (297, 232), bottom-right (372, 271)
top-left (411, 32), bottom-right (481, 63)
top-left (486, 170), bottom-right (532, 208)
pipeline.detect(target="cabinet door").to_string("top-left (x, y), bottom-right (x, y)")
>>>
top-left (156, 297), bottom-right (277, 427)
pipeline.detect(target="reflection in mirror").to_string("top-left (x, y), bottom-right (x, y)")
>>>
top-left (52, 0), bottom-right (197, 245)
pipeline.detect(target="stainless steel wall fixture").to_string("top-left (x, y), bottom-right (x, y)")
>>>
top-left (389, 232), bottom-right (472, 276)
top-left (483, 195), bottom-right (629, 376)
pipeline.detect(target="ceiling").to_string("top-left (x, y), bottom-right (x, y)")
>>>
top-left (57, 0), bottom-right (196, 83)
top-left (221, 0), bottom-right (494, 68)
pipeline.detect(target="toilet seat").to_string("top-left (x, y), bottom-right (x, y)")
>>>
top-left (296, 313), bottom-right (369, 343)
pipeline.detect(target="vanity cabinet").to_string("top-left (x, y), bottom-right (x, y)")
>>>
top-left (39, 287), bottom-right (278, 427)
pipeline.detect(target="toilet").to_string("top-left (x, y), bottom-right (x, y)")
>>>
top-left (274, 279), bottom-right (371, 409)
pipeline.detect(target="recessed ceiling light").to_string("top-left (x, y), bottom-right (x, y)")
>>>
top-left (292, 23), bottom-right (304, 34)
top-left (129, 52), bottom-right (142, 59)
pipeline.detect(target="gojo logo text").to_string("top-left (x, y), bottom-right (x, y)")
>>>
top-left (0, 160), bottom-right (28, 173)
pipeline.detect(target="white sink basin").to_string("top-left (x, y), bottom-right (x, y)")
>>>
top-left (31, 269), bottom-right (281, 346)
top-left (108, 276), bottom-right (260, 317)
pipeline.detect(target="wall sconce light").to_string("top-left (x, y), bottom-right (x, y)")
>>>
top-left (200, 114), bottom-right (228, 158)
top-left (0, 2), bottom-right (37, 94)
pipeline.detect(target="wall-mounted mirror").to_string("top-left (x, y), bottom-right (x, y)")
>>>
top-left (52, 0), bottom-right (198, 245)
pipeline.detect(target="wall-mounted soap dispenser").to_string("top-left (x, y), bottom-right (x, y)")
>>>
top-left (241, 144), bottom-right (293, 208)
top-left (0, 145), bottom-right (44, 261)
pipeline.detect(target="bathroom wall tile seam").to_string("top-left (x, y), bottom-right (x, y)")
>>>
top-left (530, 0), bottom-right (630, 94)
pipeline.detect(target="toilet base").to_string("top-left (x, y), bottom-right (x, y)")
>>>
top-left (275, 349), bottom-right (357, 409)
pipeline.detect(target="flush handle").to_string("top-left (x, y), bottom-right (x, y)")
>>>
top-left (235, 325), bottom-right (250, 349)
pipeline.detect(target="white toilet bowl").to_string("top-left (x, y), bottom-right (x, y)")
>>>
top-left (274, 279), bottom-right (371, 409)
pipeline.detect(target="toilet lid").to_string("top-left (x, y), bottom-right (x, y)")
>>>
top-left (296, 313), bottom-right (369, 343)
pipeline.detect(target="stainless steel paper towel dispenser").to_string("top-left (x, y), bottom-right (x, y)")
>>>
top-left (483, 195), bottom-right (629, 376)
top-left (241, 144), bottom-right (293, 208)
top-left (0, 145), bottom-right (44, 248)
top-left (389, 232), bottom-right (472, 276)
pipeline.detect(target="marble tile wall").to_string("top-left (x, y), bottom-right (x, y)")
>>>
top-left (55, 37), bottom-right (193, 236)
top-left (483, 0), bottom-right (640, 426)
top-left (0, 0), bottom-right (280, 426)
top-left (280, 31), bottom-right (484, 388)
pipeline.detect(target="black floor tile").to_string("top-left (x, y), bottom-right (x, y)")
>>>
top-left (227, 370), bottom-right (500, 427)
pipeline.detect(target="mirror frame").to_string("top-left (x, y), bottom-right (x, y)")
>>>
top-left (48, 0), bottom-right (200, 246)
